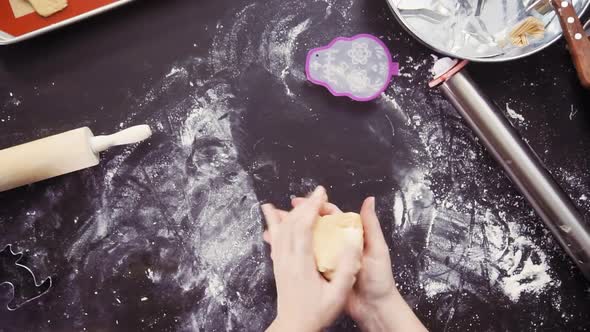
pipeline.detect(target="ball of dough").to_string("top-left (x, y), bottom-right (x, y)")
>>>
top-left (313, 212), bottom-right (364, 280)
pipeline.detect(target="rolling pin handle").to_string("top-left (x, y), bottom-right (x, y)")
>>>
top-left (90, 125), bottom-right (152, 153)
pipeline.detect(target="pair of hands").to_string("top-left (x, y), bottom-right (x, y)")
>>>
top-left (262, 186), bottom-right (425, 331)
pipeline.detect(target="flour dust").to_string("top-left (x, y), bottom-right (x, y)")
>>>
top-left (206, 0), bottom-right (568, 313)
top-left (380, 85), bottom-right (563, 307)
top-left (69, 1), bottom-right (365, 328)
top-left (1, 0), bottom-right (585, 330)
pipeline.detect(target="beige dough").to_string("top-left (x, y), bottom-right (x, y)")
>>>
top-left (27, 0), bottom-right (68, 17)
top-left (313, 212), bottom-right (364, 280)
top-left (9, 0), bottom-right (35, 18)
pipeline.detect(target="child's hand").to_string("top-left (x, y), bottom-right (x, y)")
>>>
top-left (262, 186), bottom-right (361, 332)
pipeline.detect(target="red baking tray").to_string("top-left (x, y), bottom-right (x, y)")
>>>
top-left (0, 0), bottom-right (133, 44)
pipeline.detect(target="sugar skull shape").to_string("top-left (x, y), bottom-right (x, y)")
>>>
top-left (306, 34), bottom-right (398, 102)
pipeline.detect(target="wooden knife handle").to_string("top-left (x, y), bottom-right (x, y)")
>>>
top-left (551, 0), bottom-right (590, 89)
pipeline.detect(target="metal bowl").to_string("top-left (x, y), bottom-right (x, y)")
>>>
top-left (387, 0), bottom-right (590, 62)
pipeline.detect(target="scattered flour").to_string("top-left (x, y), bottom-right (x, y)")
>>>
top-left (506, 103), bottom-right (525, 122)
top-left (273, 19), bottom-right (311, 96)
top-left (146, 268), bottom-right (161, 283)
top-left (500, 247), bottom-right (554, 301)
top-left (165, 67), bottom-right (184, 78)
top-left (0, 0), bottom-right (582, 330)
top-left (386, 88), bottom-right (560, 303)
top-left (569, 105), bottom-right (578, 120)
top-left (63, 56), bottom-right (270, 330)
top-left (398, 167), bottom-right (559, 302)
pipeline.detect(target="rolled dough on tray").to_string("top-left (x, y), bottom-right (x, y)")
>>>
top-left (27, 0), bottom-right (68, 17)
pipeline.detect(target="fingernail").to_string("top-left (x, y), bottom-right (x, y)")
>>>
top-left (368, 197), bottom-right (376, 211)
top-left (311, 186), bottom-right (326, 198)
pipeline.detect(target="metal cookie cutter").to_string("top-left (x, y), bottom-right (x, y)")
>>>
top-left (0, 244), bottom-right (52, 311)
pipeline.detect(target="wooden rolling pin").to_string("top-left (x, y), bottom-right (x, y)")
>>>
top-left (0, 125), bottom-right (152, 192)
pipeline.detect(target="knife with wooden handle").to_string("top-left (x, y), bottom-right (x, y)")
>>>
top-left (550, 0), bottom-right (590, 89)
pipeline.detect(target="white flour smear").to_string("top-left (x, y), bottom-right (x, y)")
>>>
top-left (267, 18), bottom-right (311, 96)
top-left (210, 0), bottom-right (564, 309)
top-left (373, 45), bottom-right (568, 304)
top-left (384, 83), bottom-right (561, 304)
top-left (506, 103), bottom-right (526, 123)
top-left (2, 0), bottom-right (584, 330)
top-left (0, 1), bottom-right (365, 330)
top-left (210, 0), bottom-right (358, 101)
top-left (315, 0), bottom-right (355, 20)
top-left (211, 4), bottom-right (312, 82)
top-left (65, 58), bottom-right (272, 330)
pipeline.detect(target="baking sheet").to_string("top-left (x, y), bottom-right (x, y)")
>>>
top-left (0, 0), bottom-right (133, 44)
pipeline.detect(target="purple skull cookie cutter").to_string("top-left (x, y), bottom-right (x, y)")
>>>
top-left (305, 34), bottom-right (399, 102)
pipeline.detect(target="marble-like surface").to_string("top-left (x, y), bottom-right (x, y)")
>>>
top-left (0, 0), bottom-right (589, 331)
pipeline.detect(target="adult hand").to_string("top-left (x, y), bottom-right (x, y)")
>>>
top-left (290, 196), bottom-right (427, 332)
top-left (262, 186), bottom-right (362, 332)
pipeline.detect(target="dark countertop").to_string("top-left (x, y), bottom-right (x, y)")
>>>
top-left (1, 0), bottom-right (589, 331)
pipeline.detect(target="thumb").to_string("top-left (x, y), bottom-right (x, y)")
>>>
top-left (360, 197), bottom-right (387, 252)
top-left (326, 247), bottom-right (362, 303)
top-left (291, 186), bottom-right (328, 230)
